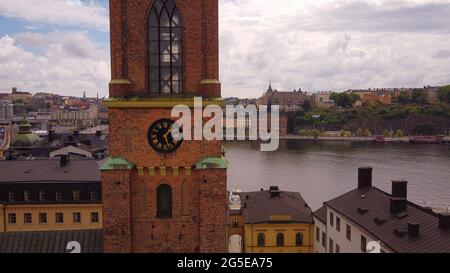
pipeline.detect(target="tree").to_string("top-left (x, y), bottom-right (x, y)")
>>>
top-left (395, 129), bottom-right (405, 138)
top-left (411, 89), bottom-right (428, 105)
top-left (330, 92), bottom-right (359, 108)
top-left (438, 85), bottom-right (450, 103)
top-left (356, 128), bottom-right (364, 137)
top-left (396, 91), bottom-right (411, 104)
top-left (383, 130), bottom-right (392, 138)
top-left (301, 100), bottom-right (312, 112)
top-left (363, 128), bottom-right (371, 137)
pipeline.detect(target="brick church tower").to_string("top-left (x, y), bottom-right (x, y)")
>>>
top-left (101, 0), bottom-right (228, 253)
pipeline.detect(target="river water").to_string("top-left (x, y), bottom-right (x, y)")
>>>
top-left (224, 140), bottom-right (450, 211)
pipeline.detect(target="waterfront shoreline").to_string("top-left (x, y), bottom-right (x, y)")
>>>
top-left (281, 135), bottom-right (450, 143)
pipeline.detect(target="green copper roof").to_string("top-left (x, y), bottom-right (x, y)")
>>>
top-left (195, 156), bottom-right (229, 170)
top-left (11, 133), bottom-right (40, 147)
top-left (100, 157), bottom-right (135, 171)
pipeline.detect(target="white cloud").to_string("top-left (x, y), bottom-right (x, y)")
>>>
top-left (219, 0), bottom-right (450, 97)
top-left (0, 33), bottom-right (110, 97)
top-left (1, 0), bottom-right (450, 98)
top-left (0, 0), bottom-right (108, 30)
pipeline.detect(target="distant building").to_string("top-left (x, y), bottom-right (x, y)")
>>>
top-left (424, 85), bottom-right (443, 105)
top-left (258, 84), bottom-right (315, 112)
top-left (0, 156), bottom-right (102, 233)
top-left (229, 187), bottom-right (314, 253)
top-left (7, 88), bottom-right (32, 103)
top-left (0, 101), bottom-right (14, 120)
top-left (313, 167), bottom-right (450, 253)
top-left (315, 92), bottom-right (335, 109)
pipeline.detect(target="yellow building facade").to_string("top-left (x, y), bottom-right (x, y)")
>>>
top-left (229, 188), bottom-right (315, 253)
top-left (1, 204), bottom-right (102, 232)
top-left (244, 222), bottom-right (314, 253)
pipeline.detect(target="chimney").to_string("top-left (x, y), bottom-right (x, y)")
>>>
top-left (390, 181), bottom-right (408, 214)
top-left (392, 180), bottom-right (408, 199)
top-left (358, 167), bottom-right (373, 189)
top-left (48, 130), bottom-right (55, 142)
top-left (12, 87), bottom-right (17, 94)
top-left (408, 223), bottom-right (420, 238)
top-left (439, 213), bottom-right (450, 230)
top-left (60, 154), bottom-right (70, 167)
top-left (96, 130), bottom-right (102, 137)
top-left (270, 186), bottom-right (281, 198)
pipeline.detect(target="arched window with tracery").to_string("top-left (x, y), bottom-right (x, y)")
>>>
top-left (148, 0), bottom-right (183, 95)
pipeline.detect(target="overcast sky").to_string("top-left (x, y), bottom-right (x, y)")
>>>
top-left (0, 0), bottom-right (449, 98)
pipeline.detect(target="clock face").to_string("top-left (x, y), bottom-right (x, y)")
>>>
top-left (148, 119), bottom-right (183, 154)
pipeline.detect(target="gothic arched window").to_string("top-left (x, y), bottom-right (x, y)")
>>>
top-left (157, 184), bottom-right (172, 218)
top-left (148, 0), bottom-right (183, 95)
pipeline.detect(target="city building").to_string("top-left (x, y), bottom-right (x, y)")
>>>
top-left (315, 92), bottom-right (335, 109)
top-left (424, 85), bottom-right (443, 105)
top-left (258, 84), bottom-right (316, 112)
top-left (7, 88), bottom-right (32, 103)
top-left (100, 0), bottom-right (228, 253)
top-left (0, 100), bottom-right (14, 121)
top-left (0, 156), bottom-right (102, 233)
top-left (313, 167), bottom-right (450, 253)
top-left (229, 187), bottom-right (314, 253)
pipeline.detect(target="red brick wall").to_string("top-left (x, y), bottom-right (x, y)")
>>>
top-left (102, 170), bottom-right (132, 253)
top-left (104, 0), bottom-right (227, 253)
top-left (109, 0), bottom-right (219, 97)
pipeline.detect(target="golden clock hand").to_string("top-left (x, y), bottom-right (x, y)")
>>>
top-left (164, 128), bottom-right (174, 139)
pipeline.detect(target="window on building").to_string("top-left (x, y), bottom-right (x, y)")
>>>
top-left (257, 233), bottom-right (265, 247)
top-left (329, 238), bottom-right (334, 253)
top-left (8, 191), bottom-right (15, 202)
top-left (39, 190), bottom-right (46, 201)
top-left (8, 213), bottom-right (16, 224)
top-left (232, 219), bottom-right (239, 228)
top-left (157, 184), bottom-right (173, 218)
top-left (56, 213), bottom-right (64, 224)
top-left (346, 224), bottom-right (352, 241)
top-left (39, 213), bottom-right (47, 224)
top-left (73, 190), bottom-right (80, 201)
top-left (316, 227), bottom-right (320, 242)
top-left (148, 0), bottom-right (183, 95)
top-left (24, 213), bottom-right (32, 224)
top-left (336, 217), bottom-right (341, 232)
top-left (56, 190), bottom-right (63, 201)
top-left (336, 244), bottom-right (341, 253)
top-left (73, 212), bottom-right (81, 223)
top-left (295, 233), bottom-right (304, 247)
top-left (329, 212), bottom-right (334, 227)
top-left (361, 235), bottom-right (367, 253)
top-left (24, 191), bottom-right (31, 202)
top-left (322, 232), bottom-right (326, 248)
top-left (276, 233), bottom-right (285, 247)
top-left (91, 212), bottom-right (99, 223)
top-left (90, 190), bottom-right (98, 201)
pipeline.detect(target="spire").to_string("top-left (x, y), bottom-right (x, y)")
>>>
top-left (267, 81), bottom-right (274, 93)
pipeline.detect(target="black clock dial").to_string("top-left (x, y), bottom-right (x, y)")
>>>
top-left (148, 119), bottom-right (183, 154)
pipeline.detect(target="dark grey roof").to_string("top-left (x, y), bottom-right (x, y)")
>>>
top-left (240, 190), bottom-right (313, 224)
top-left (0, 229), bottom-right (103, 253)
top-left (326, 187), bottom-right (450, 253)
top-left (0, 159), bottom-right (101, 183)
top-left (313, 206), bottom-right (327, 224)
